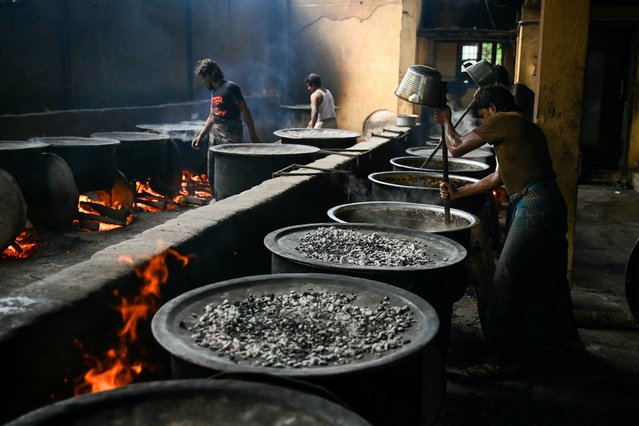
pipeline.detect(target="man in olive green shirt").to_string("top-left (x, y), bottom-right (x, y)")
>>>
top-left (436, 85), bottom-right (583, 378)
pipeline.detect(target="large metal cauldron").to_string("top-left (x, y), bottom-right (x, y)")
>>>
top-left (626, 239), bottom-right (639, 323)
top-left (274, 128), bottom-right (360, 149)
top-left (327, 201), bottom-right (479, 250)
top-left (136, 123), bottom-right (208, 174)
top-left (0, 141), bottom-right (48, 206)
top-left (0, 169), bottom-right (27, 254)
top-left (208, 143), bottom-right (319, 200)
top-left (152, 273), bottom-right (438, 426)
top-left (406, 146), bottom-right (496, 172)
top-left (6, 379), bottom-right (371, 426)
top-left (391, 156), bottom-right (490, 179)
top-left (264, 223), bottom-right (466, 354)
top-left (91, 131), bottom-right (170, 181)
top-left (369, 171), bottom-right (486, 215)
top-left (29, 136), bottom-right (120, 193)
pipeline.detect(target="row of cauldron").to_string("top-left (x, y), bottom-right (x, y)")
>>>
top-left (5, 128), bottom-right (497, 425)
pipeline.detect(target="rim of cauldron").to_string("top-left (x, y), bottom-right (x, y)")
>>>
top-left (264, 223), bottom-right (467, 272)
top-left (326, 201), bottom-right (480, 233)
top-left (90, 131), bottom-right (171, 141)
top-left (390, 156), bottom-right (489, 172)
top-left (29, 136), bottom-right (121, 147)
top-left (209, 143), bottom-right (320, 157)
top-left (0, 140), bottom-right (49, 150)
top-left (273, 128), bottom-right (361, 140)
top-left (136, 123), bottom-right (203, 132)
top-left (151, 273), bottom-right (439, 378)
top-left (368, 171), bottom-right (480, 190)
top-left (406, 146), bottom-right (493, 158)
top-left (6, 379), bottom-right (372, 426)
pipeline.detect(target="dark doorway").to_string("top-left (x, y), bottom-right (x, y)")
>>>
top-left (580, 24), bottom-right (634, 174)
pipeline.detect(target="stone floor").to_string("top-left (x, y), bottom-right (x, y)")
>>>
top-left (441, 183), bottom-right (639, 426)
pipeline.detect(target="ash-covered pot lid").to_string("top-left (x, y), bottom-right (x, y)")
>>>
top-left (152, 273), bottom-right (439, 377)
top-left (30, 136), bottom-right (120, 147)
top-left (91, 131), bottom-right (171, 142)
top-left (209, 143), bottom-right (320, 157)
top-left (0, 140), bottom-right (49, 150)
top-left (136, 123), bottom-right (202, 132)
top-left (274, 128), bottom-right (361, 140)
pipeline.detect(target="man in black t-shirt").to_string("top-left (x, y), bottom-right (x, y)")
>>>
top-left (191, 58), bottom-right (260, 147)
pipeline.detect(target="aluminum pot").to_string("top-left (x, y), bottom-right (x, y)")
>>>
top-left (6, 379), bottom-right (372, 426)
top-left (464, 59), bottom-right (498, 87)
top-left (152, 273), bottom-right (439, 426)
top-left (273, 128), bottom-right (360, 149)
top-left (368, 171), bottom-right (486, 215)
top-left (390, 156), bottom-right (490, 179)
top-left (406, 146), bottom-right (496, 172)
top-left (395, 65), bottom-right (443, 107)
top-left (327, 201), bottom-right (479, 250)
top-left (208, 143), bottom-right (319, 200)
top-left (396, 114), bottom-right (419, 127)
top-left (30, 136), bottom-right (120, 193)
top-left (91, 131), bottom-right (170, 181)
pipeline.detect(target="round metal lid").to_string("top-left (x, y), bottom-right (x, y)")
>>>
top-left (274, 128), bottom-right (361, 140)
top-left (29, 136), bottom-right (120, 147)
top-left (90, 131), bottom-right (171, 142)
top-left (0, 140), bottom-right (49, 150)
top-left (209, 143), bottom-right (320, 157)
top-left (152, 273), bottom-right (439, 378)
top-left (264, 222), bottom-right (466, 273)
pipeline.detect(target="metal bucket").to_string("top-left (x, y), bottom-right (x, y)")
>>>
top-left (368, 171), bottom-right (486, 215)
top-left (274, 128), bottom-right (360, 149)
top-left (208, 143), bottom-right (319, 200)
top-left (6, 379), bottom-right (372, 426)
top-left (390, 156), bottom-right (490, 179)
top-left (152, 273), bottom-right (439, 426)
top-left (395, 65), bottom-right (443, 106)
top-left (327, 201), bottom-right (479, 249)
top-left (30, 136), bottom-right (120, 193)
top-left (91, 131), bottom-right (170, 182)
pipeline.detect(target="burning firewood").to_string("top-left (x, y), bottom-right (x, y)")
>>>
top-left (76, 212), bottom-right (127, 227)
top-left (175, 195), bottom-right (209, 207)
top-left (135, 197), bottom-right (167, 211)
top-left (80, 201), bottom-right (130, 222)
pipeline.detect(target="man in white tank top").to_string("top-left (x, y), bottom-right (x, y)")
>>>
top-left (304, 73), bottom-right (338, 129)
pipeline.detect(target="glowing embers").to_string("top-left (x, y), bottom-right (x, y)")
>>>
top-left (74, 247), bottom-right (191, 395)
top-left (75, 174), bottom-right (135, 232)
top-left (1, 230), bottom-right (39, 259)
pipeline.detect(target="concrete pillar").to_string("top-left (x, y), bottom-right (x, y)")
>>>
top-left (535, 0), bottom-right (590, 279)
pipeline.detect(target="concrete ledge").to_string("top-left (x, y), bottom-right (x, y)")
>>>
top-left (0, 129), bottom-right (417, 423)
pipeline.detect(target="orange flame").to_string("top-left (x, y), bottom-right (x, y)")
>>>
top-left (1, 231), bottom-right (39, 259)
top-left (74, 247), bottom-right (191, 395)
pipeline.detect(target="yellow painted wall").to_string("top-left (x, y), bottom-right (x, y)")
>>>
top-left (287, 0), bottom-right (405, 134)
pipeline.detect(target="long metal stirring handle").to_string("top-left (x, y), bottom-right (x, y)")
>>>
top-left (419, 99), bottom-right (476, 169)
